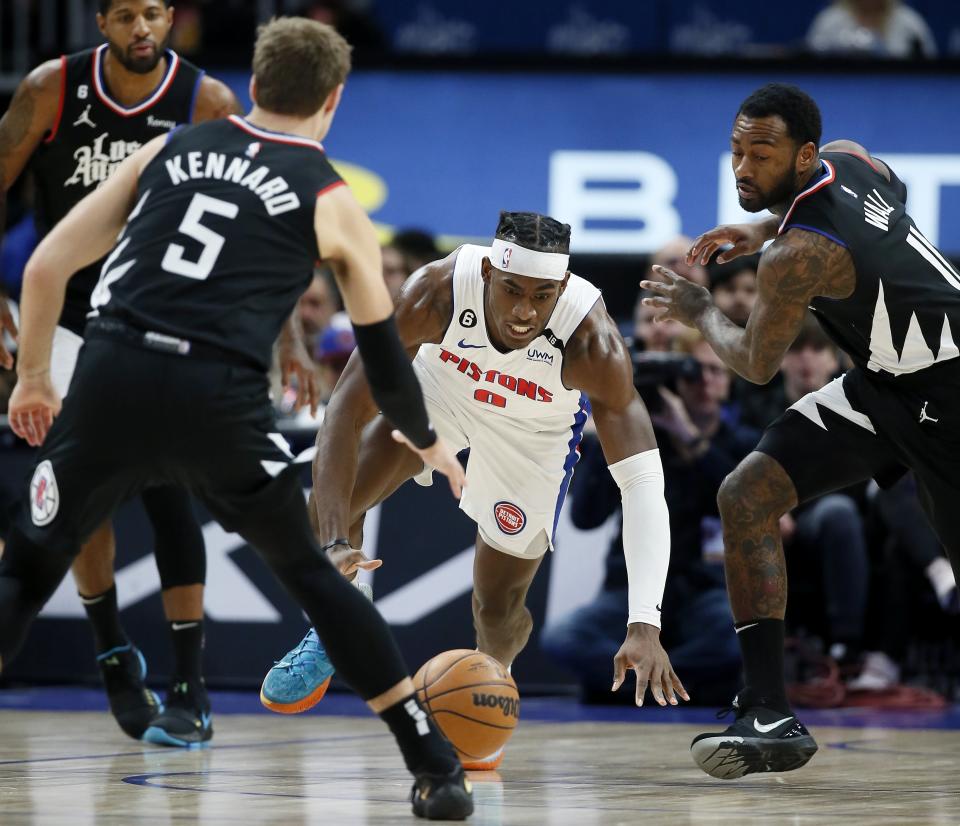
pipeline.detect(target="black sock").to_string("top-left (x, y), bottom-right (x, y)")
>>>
top-left (735, 618), bottom-right (790, 713)
top-left (79, 584), bottom-right (128, 654)
top-left (379, 694), bottom-right (457, 776)
top-left (168, 619), bottom-right (204, 683)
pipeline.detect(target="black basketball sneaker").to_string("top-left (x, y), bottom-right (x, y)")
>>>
top-left (691, 695), bottom-right (818, 780)
top-left (96, 643), bottom-right (162, 739)
top-left (411, 763), bottom-right (474, 820)
top-left (142, 678), bottom-right (213, 748)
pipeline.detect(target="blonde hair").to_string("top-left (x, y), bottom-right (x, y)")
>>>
top-left (253, 17), bottom-right (352, 117)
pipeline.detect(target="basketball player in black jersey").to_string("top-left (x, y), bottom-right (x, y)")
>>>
top-left (0, 0), bottom-right (249, 744)
top-left (0, 17), bottom-right (472, 819)
top-left (643, 82), bottom-right (960, 779)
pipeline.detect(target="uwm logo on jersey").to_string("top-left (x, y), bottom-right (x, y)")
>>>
top-left (437, 348), bottom-right (554, 409)
top-left (65, 132), bottom-right (142, 188)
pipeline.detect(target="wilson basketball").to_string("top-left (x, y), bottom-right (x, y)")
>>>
top-left (414, 649), bottom-right (520, 762)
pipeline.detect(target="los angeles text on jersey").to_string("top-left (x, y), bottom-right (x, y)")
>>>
top-left (164, 151), bottom-right (300, 216)
top-left (437, 348), bottom-right (554, 408)
top-left (66, 133), bottom-right (142, 188)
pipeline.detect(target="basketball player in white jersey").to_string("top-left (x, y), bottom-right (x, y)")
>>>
top-left (261, 211), bottom-right (688, 769)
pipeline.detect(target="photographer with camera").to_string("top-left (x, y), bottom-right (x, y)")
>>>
top-left (542, 329), bottom-right (758, 703)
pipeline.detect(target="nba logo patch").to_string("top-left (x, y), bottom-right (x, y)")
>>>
top-left (494, 501), bottom-right (525, 535)
top-left (501, 247), bottom-right (512, 268)
top-left (245, 141), bottom-right (262, 159)
top-left (30, 460), bottom-right (60, 527)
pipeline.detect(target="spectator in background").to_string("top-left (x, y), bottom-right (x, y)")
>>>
top-left (314, 313), bottom-right (356, 404)
top-left (297, 267), bottom-right (341, 349)
top-left (738, 313), bottom-right (838, 430)
top-left (770, 323), bottom-right (871, 674)
top-left (709, 254), bottom-right (759, 329)
top-left (382, 228), bottom-right (440, 300)
top-left (807, 0), bottom-right (937, 58)
top-left (542, 330), bottom-right (755, 704)
top-left (628, 236), bottom-right (711, 351)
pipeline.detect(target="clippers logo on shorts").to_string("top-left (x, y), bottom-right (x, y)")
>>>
top-left (30, 460), bottom-right (60, 527)
top-left (459, 309), bottom-right (477, 328)
top-left (501, 247), bottom-right (512, 268)
top-left (494, 501), bottom-right (526, 535)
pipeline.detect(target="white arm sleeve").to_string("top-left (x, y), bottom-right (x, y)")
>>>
top-left (608, 448), bottom-right (670, 629)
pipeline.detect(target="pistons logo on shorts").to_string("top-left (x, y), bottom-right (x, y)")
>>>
top-left (494, 501), bottom-right (526, 535)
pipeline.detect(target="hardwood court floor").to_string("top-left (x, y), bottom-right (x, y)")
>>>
top-left (1, 693), bottom-right (959, 825)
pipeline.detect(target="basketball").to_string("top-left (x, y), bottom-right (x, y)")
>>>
top-left (414, 649), bottom-right (520, 762)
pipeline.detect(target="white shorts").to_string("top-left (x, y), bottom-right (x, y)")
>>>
top-left (50, 326), bottom-right (84, 399)
top-left (412, 362), bottom-right (586, 560)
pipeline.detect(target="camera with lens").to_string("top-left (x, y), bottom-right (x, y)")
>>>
top-left (627, 340), bottom-right (702, 413)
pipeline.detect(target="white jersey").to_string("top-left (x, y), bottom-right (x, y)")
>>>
top-left (412, 244), bottom-right (601, 558)
top-left (415, 244), bottom-right (600, 430)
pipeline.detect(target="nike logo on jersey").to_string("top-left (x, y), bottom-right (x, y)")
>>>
top-left (171, 622), bottom-right (200, 631)
top-left (840, 184), bottom-right (858, 199)
top-left (753, 716), bottom-right (793, 734)
top-left (458, 338), bottom-right (486, 349)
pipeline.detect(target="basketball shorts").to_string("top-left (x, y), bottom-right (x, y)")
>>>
top-left (411, 361), bottom-right (587, 560)
top-left (15, 334), bottom-right (310, 560)
top-left (756, 367), bottom-right (960, 561)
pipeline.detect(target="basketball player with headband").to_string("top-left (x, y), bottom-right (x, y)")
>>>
top-left (261, 211), bottom-right (689, 770)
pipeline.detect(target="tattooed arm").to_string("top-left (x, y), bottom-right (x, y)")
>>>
top-left (0, 61), bottom-right (62, 238)
top-left (0, 60), bottom-right (62, 367)
top-left (642, 229), bottom-right (854, 384)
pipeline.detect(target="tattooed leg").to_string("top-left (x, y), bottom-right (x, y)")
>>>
top-left (717, 451), bottom-right (798, 623)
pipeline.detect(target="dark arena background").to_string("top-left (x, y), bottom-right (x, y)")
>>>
top-left (1, 1), bottom-right (960, 823)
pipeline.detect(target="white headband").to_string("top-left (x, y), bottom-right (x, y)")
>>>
top-left (489, 239), bottom-right (569, 281)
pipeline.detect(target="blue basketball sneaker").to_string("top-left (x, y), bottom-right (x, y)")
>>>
top-left (260, 581), bottom-right (372, 714)
top-left (260, 627), bottom-right (335, 714)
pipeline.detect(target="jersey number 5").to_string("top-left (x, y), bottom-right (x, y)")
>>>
top-left (161, 193), bottom-right (240, 280)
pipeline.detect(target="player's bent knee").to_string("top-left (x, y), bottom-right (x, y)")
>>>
top-left (718, 452), bottom-right (796, 524)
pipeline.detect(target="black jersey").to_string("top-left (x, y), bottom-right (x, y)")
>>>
top-left (779, 151), bottom-right (960, 386)
top-left (95, 116), bottom-right (343, 372)
top-left (29, 44), bottom-right (203, 334)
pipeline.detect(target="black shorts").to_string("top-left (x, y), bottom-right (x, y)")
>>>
top-left (15, 334), bottom-right (309, 558)
top-left (756, 366), bottom-right (960, 557)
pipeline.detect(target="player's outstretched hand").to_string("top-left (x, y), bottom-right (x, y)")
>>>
top-left (327, 544), bottom-right (383, 582)
top-left (612, 622), bottom-right (689, 707)
top-left (9, 374), bottom-right (61, 447)
top-left (279, 331), bottom-right (320, 417)
top-left (686, 221), bottom-right (770, 266)
top-left (391, 430), bottom-right (466, 500)
top-left (640, 265), bottom-right (712, 328)
top-left (0, 296), bottom-right (18, 370)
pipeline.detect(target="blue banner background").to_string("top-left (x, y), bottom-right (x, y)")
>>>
top-left (223, 70), bottom-right (960, 254)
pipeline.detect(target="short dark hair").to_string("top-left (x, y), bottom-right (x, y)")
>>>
top-left (737, 83), bottom-right (822, 148)
top-left (789, 313), bottom-right (834, 353)
top-left (99, 0), bottom-right (169, 14)
top-left (709, 254), bottom-right (760, 291)
top-left (494, 211), bottom-right (571, 255)
top-left (253, 17), bottom-right (352, 118)
top-left (389, 229), bottom-right (438, 262)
